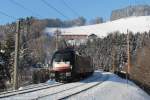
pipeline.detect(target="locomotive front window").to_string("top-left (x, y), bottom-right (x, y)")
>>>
top-left (54, 52), bottom-right (72, 62)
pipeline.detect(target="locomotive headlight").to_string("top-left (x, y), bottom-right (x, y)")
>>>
top-left (65, 61), bottom-right (70, 64)
top-left (70, 65), bottom-right (72, 69)
top-left (66, 72), bottom-right (71, 76)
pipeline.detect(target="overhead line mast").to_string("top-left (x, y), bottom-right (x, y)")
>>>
top-left (13, 20), bottom-right (20, 90)
top-left (127, 29), bottom-right (131, 76)
top-left (0, 7), bottom-right (20, 90)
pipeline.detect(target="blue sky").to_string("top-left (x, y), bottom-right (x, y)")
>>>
top-left (0, 0), bottom-right (150, 24)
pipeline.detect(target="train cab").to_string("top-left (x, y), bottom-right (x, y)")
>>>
top-left (51, 48), bottom-right (74, 82)
top-left (50, 48), bottom-right (94, 83)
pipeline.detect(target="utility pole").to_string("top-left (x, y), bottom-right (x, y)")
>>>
top-left (127, 29), bottom-right (131, 78)
top-left (55, 29), bottom-right (61, 50)
top-left (112, 46), bottom-right (116, 72)
top-left (26, 17), bottom-right (31, 40)
top-left (55, 29), bottom-right (59, 50)
top-left (13, 20), bottom-right (20, 90)
top-left (112, 34), bottom-right (116, 73)
top-left (127, 30), bottom-right (131, 74)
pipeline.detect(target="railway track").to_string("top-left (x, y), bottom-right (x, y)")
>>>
top-left (37, 73), bottom-right (109, 100)
top-left (0, 82), bottom-right (63, 98)
top-left (0, 82), bottom-right (56, 95)
top-left (60, 75), bottom-right (109, 100)
top-left (0, 72), bottom-right (108, 100)
top-left (3, 75), bottom-right (99, 100)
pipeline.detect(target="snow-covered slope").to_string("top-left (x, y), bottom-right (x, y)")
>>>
top-left (45, 16), bottom-right (150, 37)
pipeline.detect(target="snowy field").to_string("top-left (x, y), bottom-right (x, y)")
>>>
top-left (45, 16), bottom-right (150, 37)
top-left (1, 71), bottom-right (149, 100)
top-left (68, 72), bottom-right (150, 100)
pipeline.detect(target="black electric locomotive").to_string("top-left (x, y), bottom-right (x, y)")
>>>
top-left (50, 48), bottom-right (94, 82)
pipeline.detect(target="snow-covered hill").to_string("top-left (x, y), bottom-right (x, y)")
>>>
top-left (45, 16), bottom-right (150, 37)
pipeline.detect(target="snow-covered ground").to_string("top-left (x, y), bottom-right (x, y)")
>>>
top-left (45, 16), bottom-right (150, 37)
top-left (68, 72), bottom-right (150, 100)
top-left (1, 71), bottom-right (149, 100)
top-left (0, 71), bottom-right (104, 100)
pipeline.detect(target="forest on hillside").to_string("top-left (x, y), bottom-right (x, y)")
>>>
top-left (78, 31), bottom-right (150, 94)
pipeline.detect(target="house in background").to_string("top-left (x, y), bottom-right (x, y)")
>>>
top-left (45, 28), bottom-right (98, 46)
top-left (52, 29), bottom-right (88, 46)
top-left (61, 34), bottom-right (88, 46)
